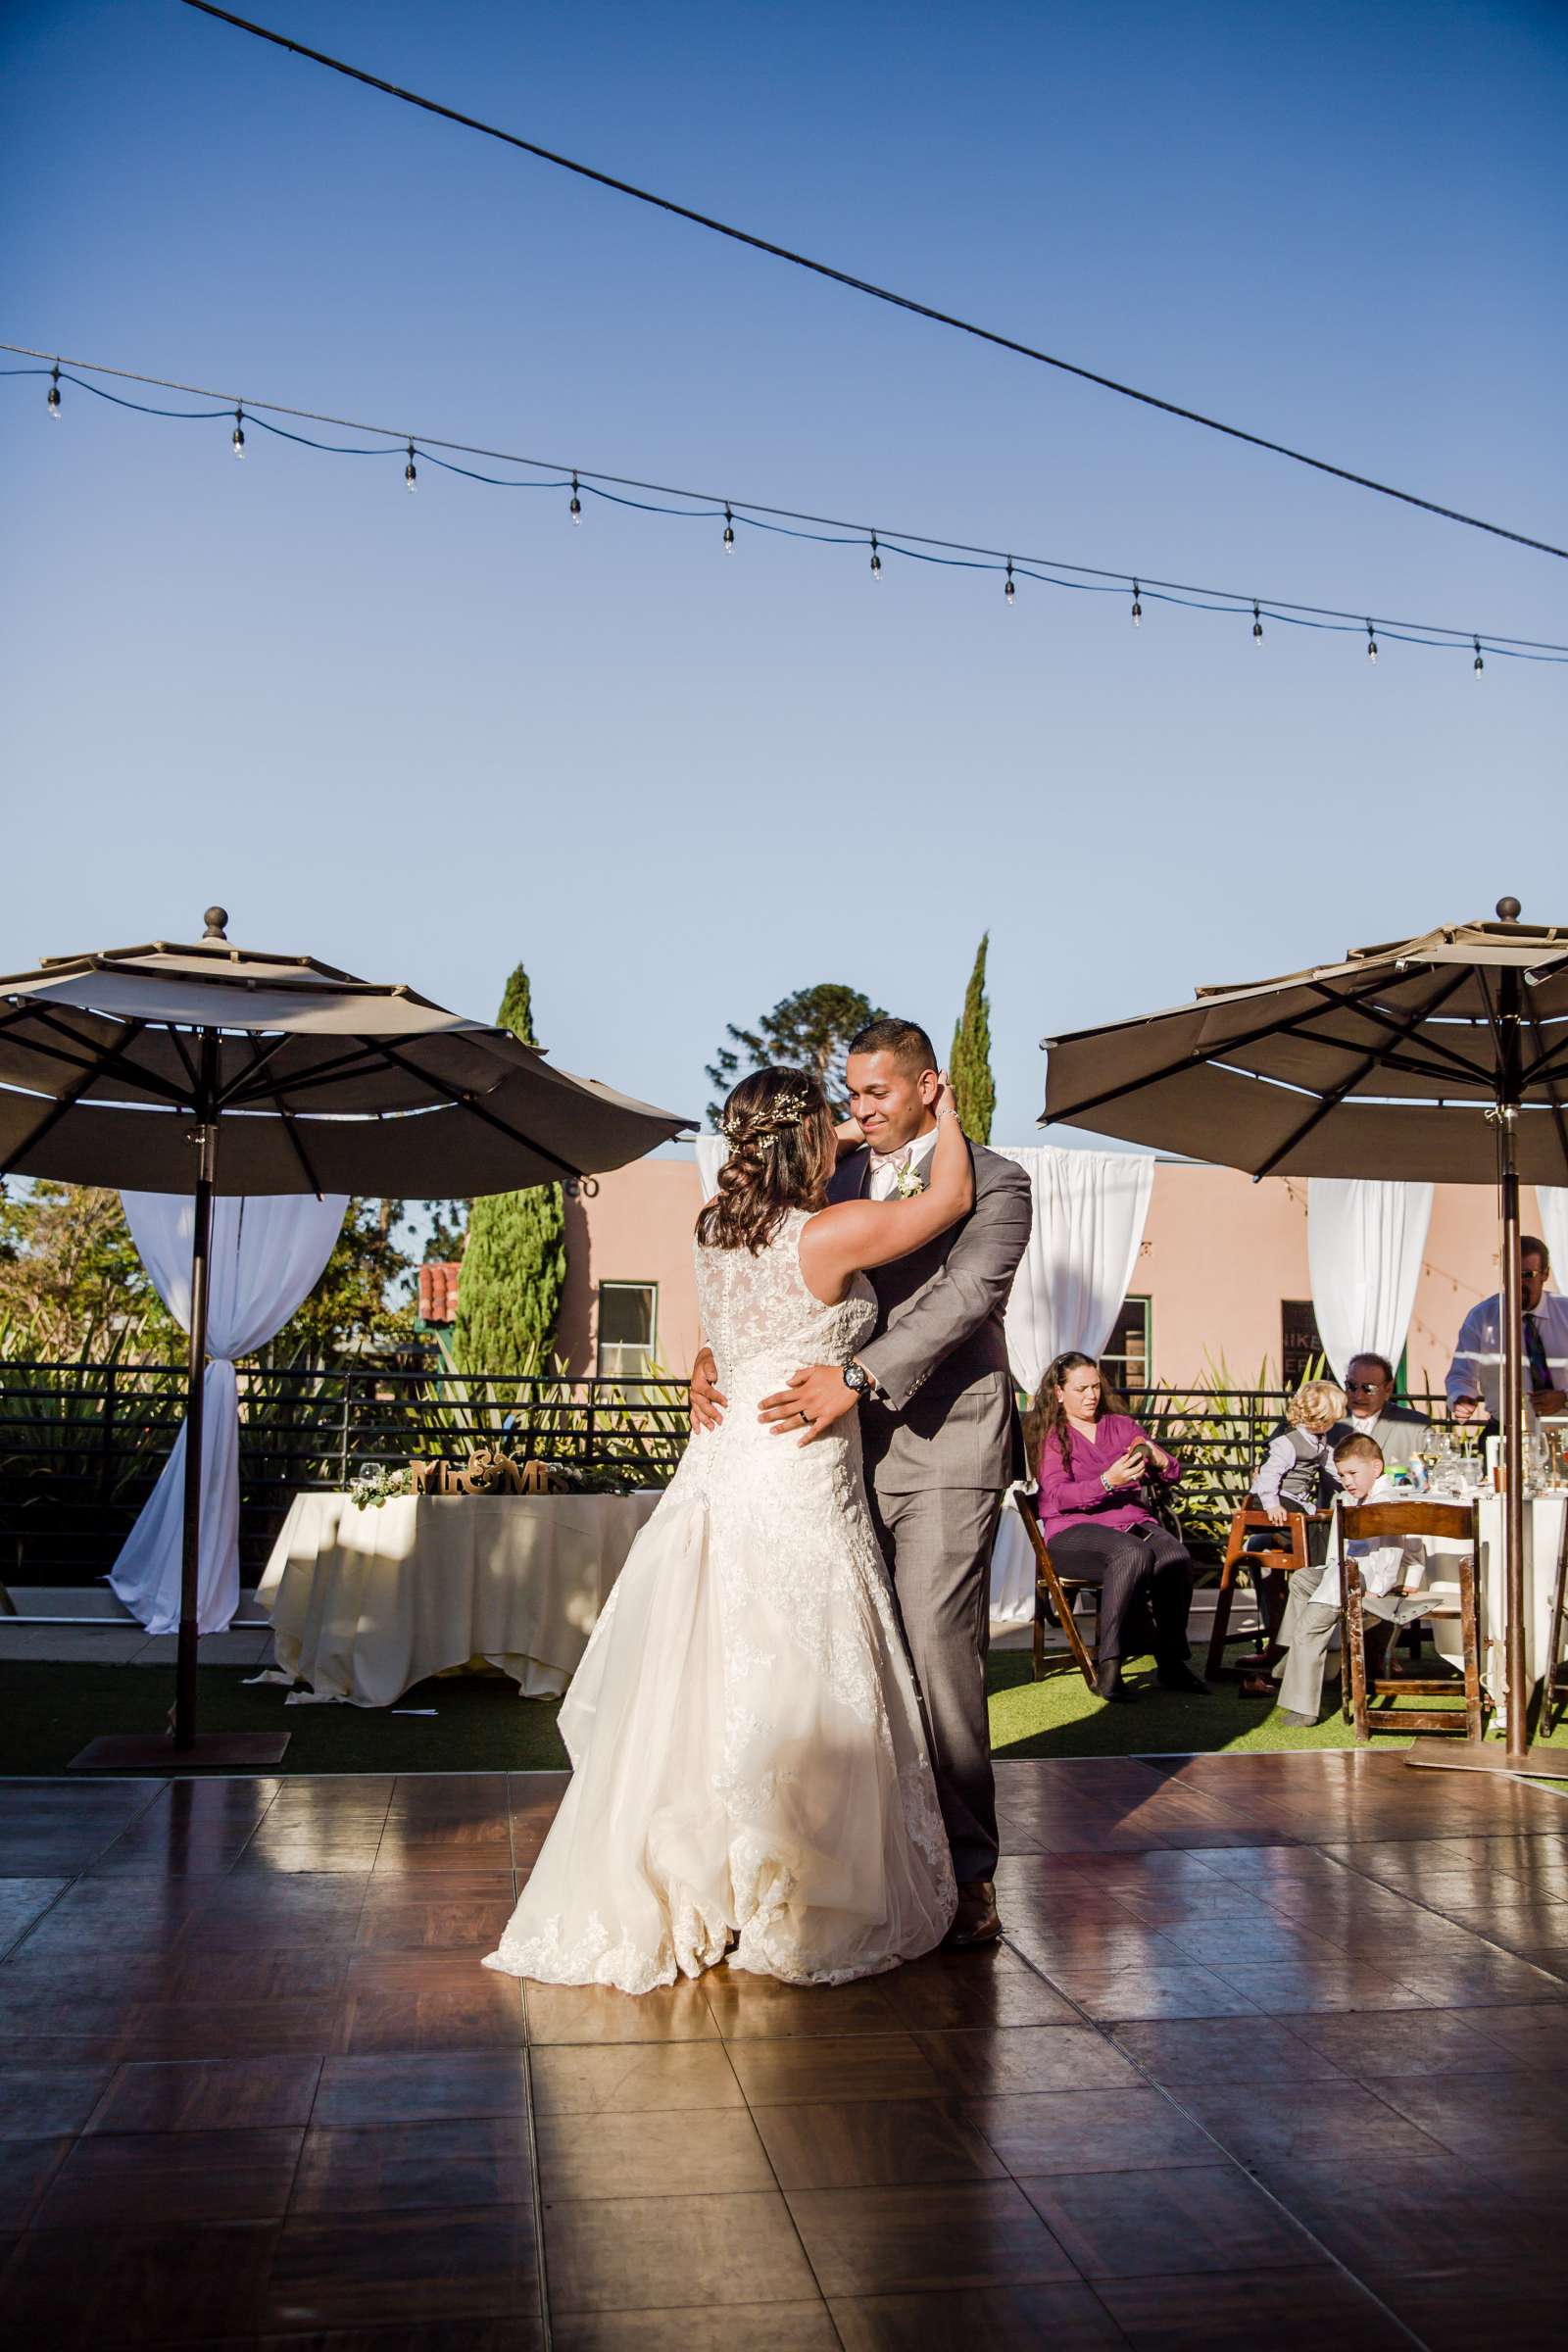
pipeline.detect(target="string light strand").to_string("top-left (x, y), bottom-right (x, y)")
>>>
top-left (4, 351), bottom-right (1563, 668)
top-left (177, 0), bottom-right (1568, 564)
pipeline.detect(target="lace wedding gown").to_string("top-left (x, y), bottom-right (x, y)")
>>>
top-left (483, 1207), bottom-right (956, 1991)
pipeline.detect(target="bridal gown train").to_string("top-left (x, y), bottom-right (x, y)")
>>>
top-left (483, 1207), bottom-right (956, 1991)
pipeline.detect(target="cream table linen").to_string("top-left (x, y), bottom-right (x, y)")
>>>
top-left (1424, 1493), bottom-right (1568, 1724)
top-left (257, 1491), bottom-right (662, 1706)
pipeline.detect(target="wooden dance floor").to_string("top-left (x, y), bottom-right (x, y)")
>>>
top-left (2, 1751), bottom-right (1566, 2347)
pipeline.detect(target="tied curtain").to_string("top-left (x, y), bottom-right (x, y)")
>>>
top-left (988, 1147), bottom-right (1154, 1626)
top-left (992, 1147), bottom-right (1155, 1396)
top-left (695, 1136), bottom-right (728, 1202)
top-left (110, 1191), bottom-right (348, 1635)
top-left (1537, 1190), bottom-right (1568, 1287)
top-left (1305, 1178), bottom-right (1434, 1388)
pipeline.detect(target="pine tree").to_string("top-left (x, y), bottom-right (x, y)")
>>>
top-left (949, 933), bottom-right (996, 1143)
top-left (705, 983), bottom-right (884, 1124)
top-left (454, 964), bottom-right (567, 1375)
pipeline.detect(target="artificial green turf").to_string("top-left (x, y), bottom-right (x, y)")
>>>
top-left (5, 1649), bottom-right (1566, 1778)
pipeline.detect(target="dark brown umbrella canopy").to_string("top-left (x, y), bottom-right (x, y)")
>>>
top-left (0, 931), bottom-right (692, 1194)
top-left (1044, 916), bottom-right (1568, 1184)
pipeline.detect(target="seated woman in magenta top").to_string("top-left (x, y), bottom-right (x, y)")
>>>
top-left (1032, 1351), bottom-right (1206, 1703)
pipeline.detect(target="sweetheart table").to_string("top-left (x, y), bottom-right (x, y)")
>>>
top-left (257, 1489), bottom-right (662, 1706)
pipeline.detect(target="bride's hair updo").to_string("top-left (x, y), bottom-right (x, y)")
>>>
top-left (697, 1066), bottom-right (838, 1254)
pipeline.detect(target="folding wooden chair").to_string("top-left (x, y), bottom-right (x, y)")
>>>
top-left (1339, 1497), bottom-right (1486, 1744)
top-left (1205, 1507), bottom-right (1325, 1685)
top-left (1013, 1490), bottom-right (1099, 1690)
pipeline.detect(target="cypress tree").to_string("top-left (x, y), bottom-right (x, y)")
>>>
top-left (454, 964), bottom-right (567, 1375)
top-left (949, 933), bottom-right (996, 1143)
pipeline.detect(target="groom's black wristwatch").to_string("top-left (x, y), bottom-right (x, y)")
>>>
top-left (843, 1359), bottom-right (872, 1396)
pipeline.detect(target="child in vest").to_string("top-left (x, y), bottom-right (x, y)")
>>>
top-left (1271, 1432), bottom-right (1435, 1726)
top-left (1252, 1378), bottom-right (1348, 1525)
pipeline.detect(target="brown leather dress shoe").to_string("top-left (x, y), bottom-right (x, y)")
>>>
top-left (944, 1878), bottom-right (1002, 1948)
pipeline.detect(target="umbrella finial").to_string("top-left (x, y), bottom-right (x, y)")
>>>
top-left (1496, 896), bottom-right (1522, 924)
top-left (202, 906), bottom-right (229, 940)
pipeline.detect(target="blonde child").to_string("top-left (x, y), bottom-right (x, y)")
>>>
top-left (1251, 1377), bottom-right (1348, 1524)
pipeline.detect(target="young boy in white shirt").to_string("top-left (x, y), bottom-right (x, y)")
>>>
top-left (1271, 1434), bottom-right (1434, 1727)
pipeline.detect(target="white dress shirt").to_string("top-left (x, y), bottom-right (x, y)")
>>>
top-left (1446, 1290), bottom-right (1568, 1417)
top-left (1316, 1475), bottom-right (1427, 1608)
top-left (866, 1124), bottom-right (939, 1202)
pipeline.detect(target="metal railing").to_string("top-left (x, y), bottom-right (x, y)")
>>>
top-left (0, 1359), bottom-right (690, 1580)
top-left (0, 1360), bottom-right (1446, 1578)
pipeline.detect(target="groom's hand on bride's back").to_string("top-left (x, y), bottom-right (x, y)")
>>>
top-left (760, 1364), bottom-right (858, 1446)
top-left (690, 1348), bottom-right (727, 1433)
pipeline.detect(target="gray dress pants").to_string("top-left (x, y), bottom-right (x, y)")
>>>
top-left (1272, 1561), bottom-right (1396, 1720)
top-left (865, 1481), bottom-right (1003, 1886)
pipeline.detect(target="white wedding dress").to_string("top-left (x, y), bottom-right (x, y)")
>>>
top-left (483, 1206), bottom-right (956, 1991)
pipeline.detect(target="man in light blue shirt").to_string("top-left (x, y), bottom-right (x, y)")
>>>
top-left (1446, 1235), bottom-right (1568, 1423)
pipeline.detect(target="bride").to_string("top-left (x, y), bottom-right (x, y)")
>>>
top-left (483, 1063), bottom-right (975, 1991)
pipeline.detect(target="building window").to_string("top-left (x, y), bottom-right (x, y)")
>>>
top-left (1281, 1298), bottom-right (1327, 1390)
top-left (1102, 1297), bottom-right (1152, 1398)
top-left (597, 1281), bottom-right (658, 1381)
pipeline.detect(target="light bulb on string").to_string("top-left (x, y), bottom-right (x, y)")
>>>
top-left (722, 504), bottom-right (735, 556)
top-left (1004, 559), bottom-right (1015, 607)
top-left (1251, 600), bottom-right (1264, 646)
top-left (1366, 620), bottom-right (1378, 663)
top-left (46, 363), bottom-right (60, 419)
top-left (869, 532), bottom-right (882, 581)
top-left (231, 406), bottom-right (246, 461)
top-left (1131, 580), bottom-right (1143, 626)
top-left (404, 440), bottom-right (417, 493)
top-left (1474, 636), bottom-right (1485, 679)
top-left (569, 471), bottom-right (582, 525)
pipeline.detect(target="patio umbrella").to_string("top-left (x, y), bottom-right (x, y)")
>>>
top-left (0, 908), bottom-right (694, 1767)
top-left (1043, 898), bottom-right (1568, 1771)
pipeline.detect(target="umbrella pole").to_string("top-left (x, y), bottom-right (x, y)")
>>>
top-left (1497, 1091), bottom-right (1530, 1763)
top-left (70, 1026), bottom-right (287, 1769)
top-left (172, 1103), bottom-right (218, 1752)
top-left (1408, 950), bottom-right (1554, 1772)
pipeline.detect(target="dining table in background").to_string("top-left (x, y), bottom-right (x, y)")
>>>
top-left (257, 1488), bottom-right (663, 1707)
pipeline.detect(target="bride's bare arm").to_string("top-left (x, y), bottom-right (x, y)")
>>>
top-left (800, 1080), bottom-right (972, 1301)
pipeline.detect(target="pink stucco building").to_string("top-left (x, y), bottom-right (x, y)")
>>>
top-left (552, 1151), bottom-right (1545, 1398)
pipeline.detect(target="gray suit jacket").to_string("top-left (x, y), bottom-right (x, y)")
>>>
top-left (1329, 1404), bottom-right (1431, 1470)
top-left (829, 1141), bottom-right (1032, 1494)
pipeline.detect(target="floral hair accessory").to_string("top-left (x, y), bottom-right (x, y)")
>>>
top-left (719, 1082), bottom-right (814, 1144)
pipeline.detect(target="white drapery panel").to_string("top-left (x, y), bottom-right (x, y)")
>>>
top-left (1536, 1190), bottom-right (1568, 1286)
top-left (991, 1147), bottom-right (1155, 1397)
top-left (1305, 1178), bottom-right (1434, 1386)
top-left (694, 1136), bottom-right (728, 1202)
top-left (110, 1191), bottom-right (348, 1635)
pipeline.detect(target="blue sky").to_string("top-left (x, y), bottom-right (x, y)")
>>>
top-left (3, 0), bottom-right (1563, 1147)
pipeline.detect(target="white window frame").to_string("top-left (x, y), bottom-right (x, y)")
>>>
top-left (596, 1280), bottom-right (659, 1382)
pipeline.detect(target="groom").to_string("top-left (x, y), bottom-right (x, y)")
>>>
top-left (692, 1017), bottom-right (1032, 1947)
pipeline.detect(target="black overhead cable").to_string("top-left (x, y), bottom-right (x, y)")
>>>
top-left (178, 0), bottom-right (1567, 564)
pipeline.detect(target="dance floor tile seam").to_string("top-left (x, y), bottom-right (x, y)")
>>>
top-left (5, 1756), bottom-right (1568, 2347)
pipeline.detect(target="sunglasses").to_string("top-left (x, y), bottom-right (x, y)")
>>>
top-left (1345, 1380), bottom-right (1387, 1394)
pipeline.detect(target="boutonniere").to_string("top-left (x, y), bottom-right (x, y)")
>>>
top-left (893, 1163), bottom-right (926, 1199)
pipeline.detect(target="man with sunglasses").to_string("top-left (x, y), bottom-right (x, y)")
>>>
top-left (1333, 1353), bottom-right (1430, 1468)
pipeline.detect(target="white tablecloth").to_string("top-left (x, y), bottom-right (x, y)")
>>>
top-left (257, 1490), bottom-right (663, 1706)
top-left (1427, 1493), bottom-right (1568, 1723)
top-left (989, 1494), bottom-right (1037, 1627)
